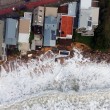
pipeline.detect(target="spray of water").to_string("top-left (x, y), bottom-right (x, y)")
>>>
top-left (0, 49), bottom-right (110, 109)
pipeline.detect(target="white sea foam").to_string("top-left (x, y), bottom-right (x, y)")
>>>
top-left (0, 49), bottom-right (110, 109)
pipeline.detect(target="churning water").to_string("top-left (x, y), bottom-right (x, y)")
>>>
top-left (0, 49), bottom-right (110, 110)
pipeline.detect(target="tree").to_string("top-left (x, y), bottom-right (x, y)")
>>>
top-left (92, 0), bottom-right (110, 50)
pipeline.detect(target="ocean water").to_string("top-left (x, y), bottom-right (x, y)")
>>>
top-left (0, 49), bottom-right (110, 110)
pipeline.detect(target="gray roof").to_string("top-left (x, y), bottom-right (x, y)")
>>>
top-left (5, 18), bottom-right (18, 45)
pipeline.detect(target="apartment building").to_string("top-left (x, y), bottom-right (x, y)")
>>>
top-left (32, 6), bottom-right (44, 26)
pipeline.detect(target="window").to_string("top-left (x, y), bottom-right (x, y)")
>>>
top-left (88, 21), bottom-right (92, 27)
top-left (51, 30), bottom-right (56, 40)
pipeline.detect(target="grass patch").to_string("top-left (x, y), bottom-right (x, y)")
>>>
top-left (73, 31), bottom-right (93, 48)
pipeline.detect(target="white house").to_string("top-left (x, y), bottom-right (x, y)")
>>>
top-left (78, 7), bottom-right (99, 31)
top-left (78, 0), bottom-right (99, 35)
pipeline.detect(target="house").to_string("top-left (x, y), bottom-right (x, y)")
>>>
top-left (77, 0), bottom-right (99, 35)
top-left (58, 15), bottom-right (73, 46)
top-left (43, 16), bottom-right (57, 46)
top-left (57, 2), bottom-right (78, 32)
top-left (18, 15), bottom-right (31, 55)
top-left (5, 18), bottom-right (18, 46)
top-left (32, 6), bottom-right (44, 26)
top-left (45, 7), bottom-right (58, 17)
top-left (78, 7), bottom-right (99, 31)
top-left (32, 6), bottom-right (44, 49)
top-left (60, 15), bottom-right (73, 39)
top-left (0, 20), bottom-right (6, 60)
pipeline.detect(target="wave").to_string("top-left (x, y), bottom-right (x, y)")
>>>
top-left (0, 49), bottom-right (110, 109)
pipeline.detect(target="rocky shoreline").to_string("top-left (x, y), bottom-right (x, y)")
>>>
top-left (82, 50), bottom-right (110, 63)
top-left (0, 44), bottom-right (110, 72)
